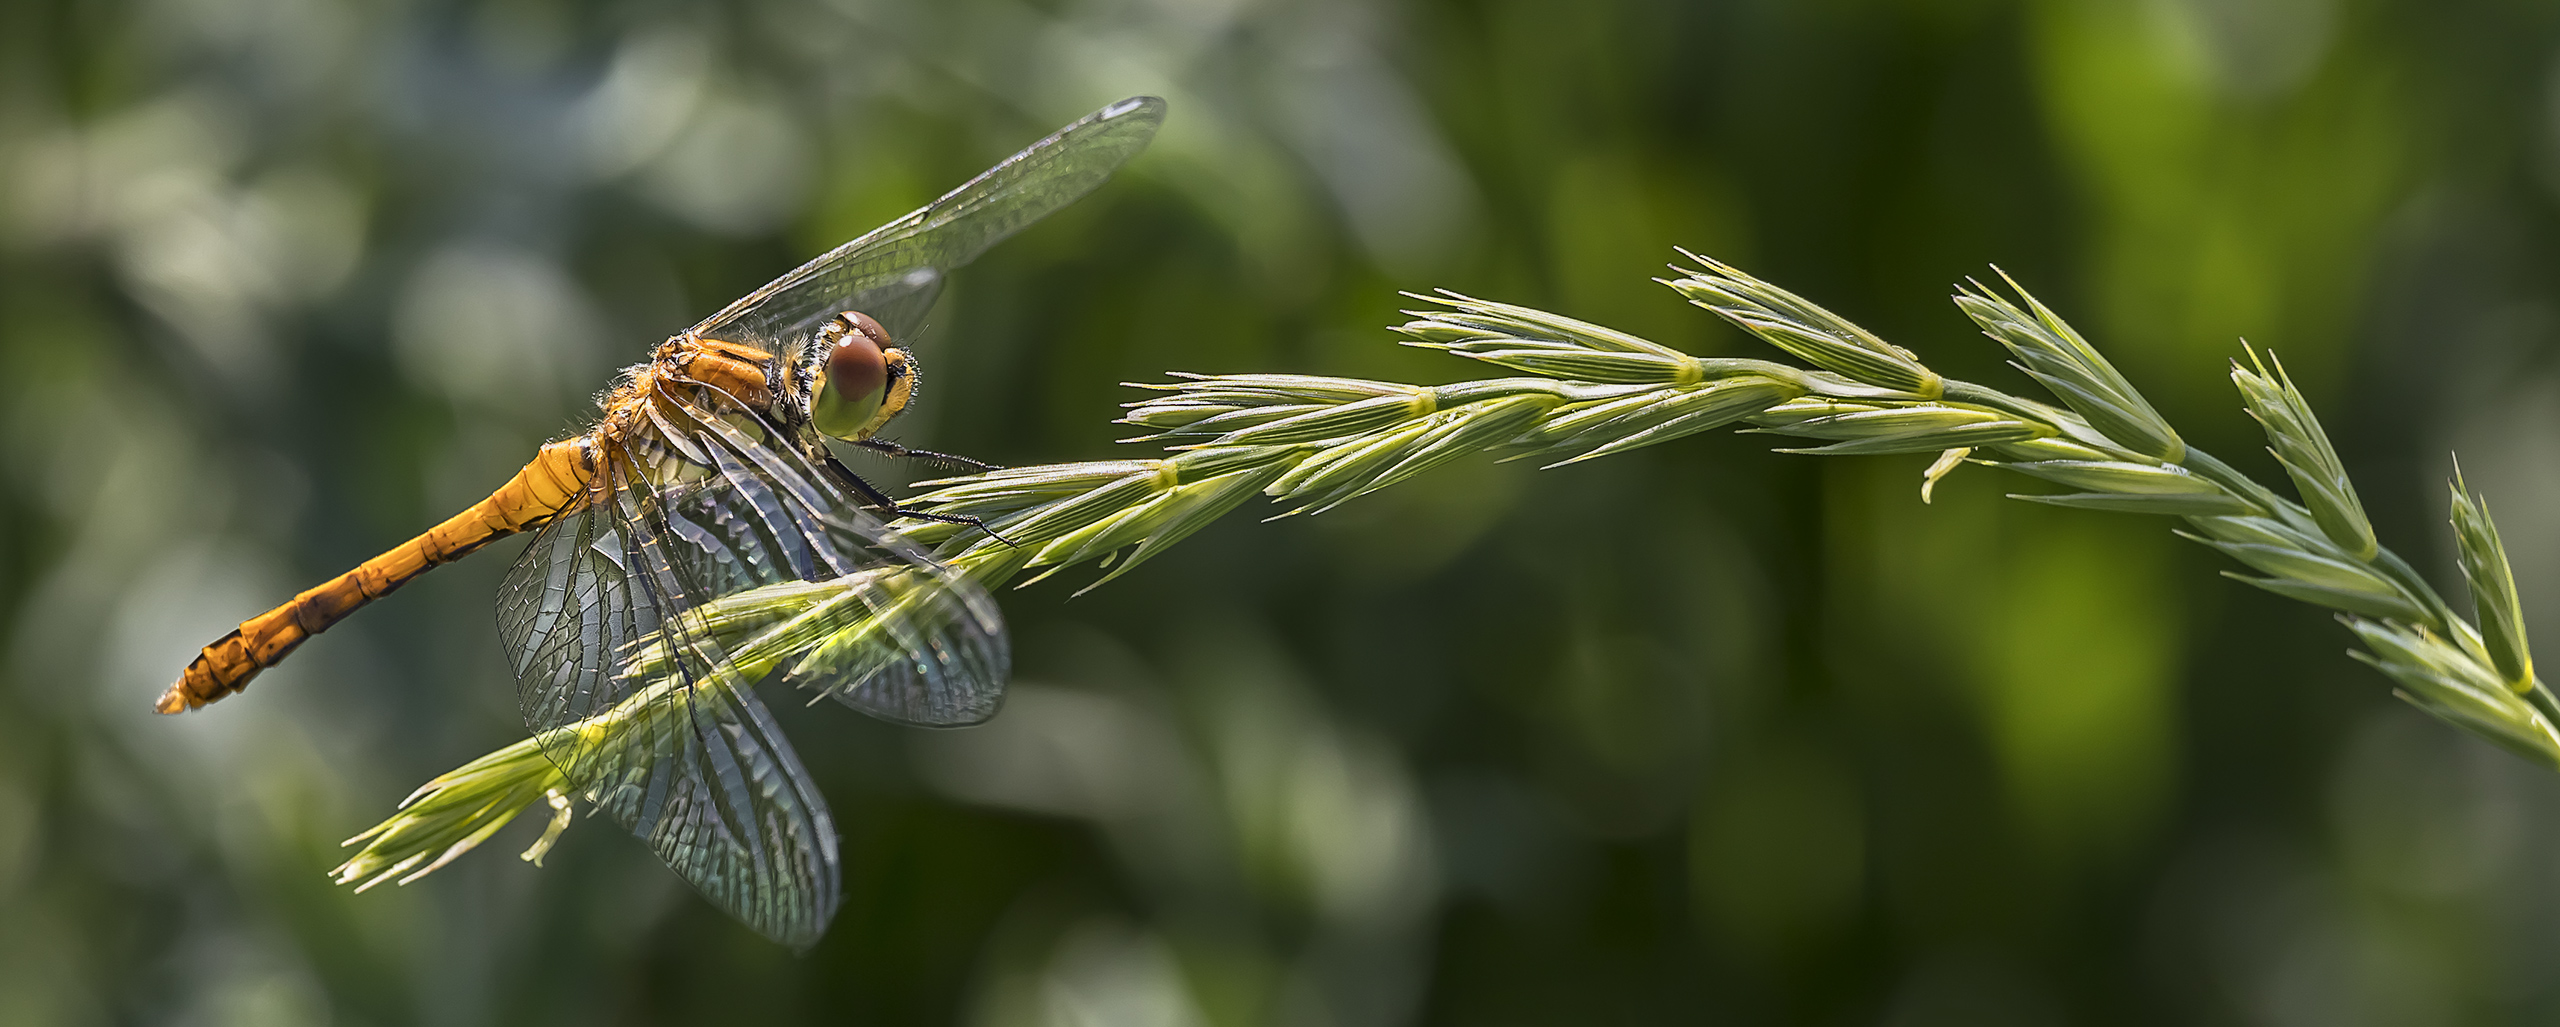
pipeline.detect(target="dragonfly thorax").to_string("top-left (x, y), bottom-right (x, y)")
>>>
top-left (672, 336), bottom-right (785, 411)
top-left (599, 335), bottom-right (792, 438)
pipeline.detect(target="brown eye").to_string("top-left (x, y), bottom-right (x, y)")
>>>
top-left (826, 313), bottom-right (889, 404)
top-left (813, 311), bottom-right (896, 439)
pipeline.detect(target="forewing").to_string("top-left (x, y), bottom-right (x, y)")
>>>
top-left (497, 458), bottom-right (840, 948)
top-left (688, 96), bottom-right (1164, 349)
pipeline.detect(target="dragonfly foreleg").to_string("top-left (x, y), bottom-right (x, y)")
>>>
top-left (823, 454), bottom-right (1021, 548)
top-left (852, 437), bottom-right (1000, 475)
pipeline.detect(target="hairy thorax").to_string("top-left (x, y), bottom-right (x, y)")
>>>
top-left (595, 335), bottom-right (810, 486)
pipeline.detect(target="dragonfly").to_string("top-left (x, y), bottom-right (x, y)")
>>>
top-left (159, 96), bottom-right (1167, 946)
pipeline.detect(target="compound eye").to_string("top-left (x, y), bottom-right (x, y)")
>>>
top-left (843, 310), bottom-right (892, 350)
top-left (813, 312), bottom-right (891, 439)
top-left (828, 316), bottom-right (888, 403)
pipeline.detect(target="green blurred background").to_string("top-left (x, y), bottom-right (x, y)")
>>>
top-left (5, 0), bottom-right (2560, 1023)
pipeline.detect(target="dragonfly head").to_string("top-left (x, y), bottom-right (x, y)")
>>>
top-left (809, 311), bottom-right (915, 441)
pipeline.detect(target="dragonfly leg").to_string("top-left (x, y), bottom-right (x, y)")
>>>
top-left (853, 437), bottom-right (1001, 475)
top-left (824, 455), bottom-right (1021, 548)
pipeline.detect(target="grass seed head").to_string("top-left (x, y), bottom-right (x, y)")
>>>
top-left (2232, 346), bottom-right (2378, 562)
top-left (332, 736), bottom-right (567, 892)
top-left (2345, 617), bottom-right (2560, 770)
top-left (1666, 251), bottom-right (1943, 398)
top-left (1956, 272), bottom-right (2185, 464)
top-left (2450, 467), bottom-right (2534, 690)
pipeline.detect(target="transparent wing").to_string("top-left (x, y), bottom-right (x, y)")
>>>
top-left (497, 463), bottom-right (841, 948)
top-left (495, 404), bottom-right (1011, 942)
top-left (687, 96), bottom-right (1164, 350)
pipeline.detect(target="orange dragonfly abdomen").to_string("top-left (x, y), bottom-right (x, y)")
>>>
top-left (157, 436), bottom-right (601, 714)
